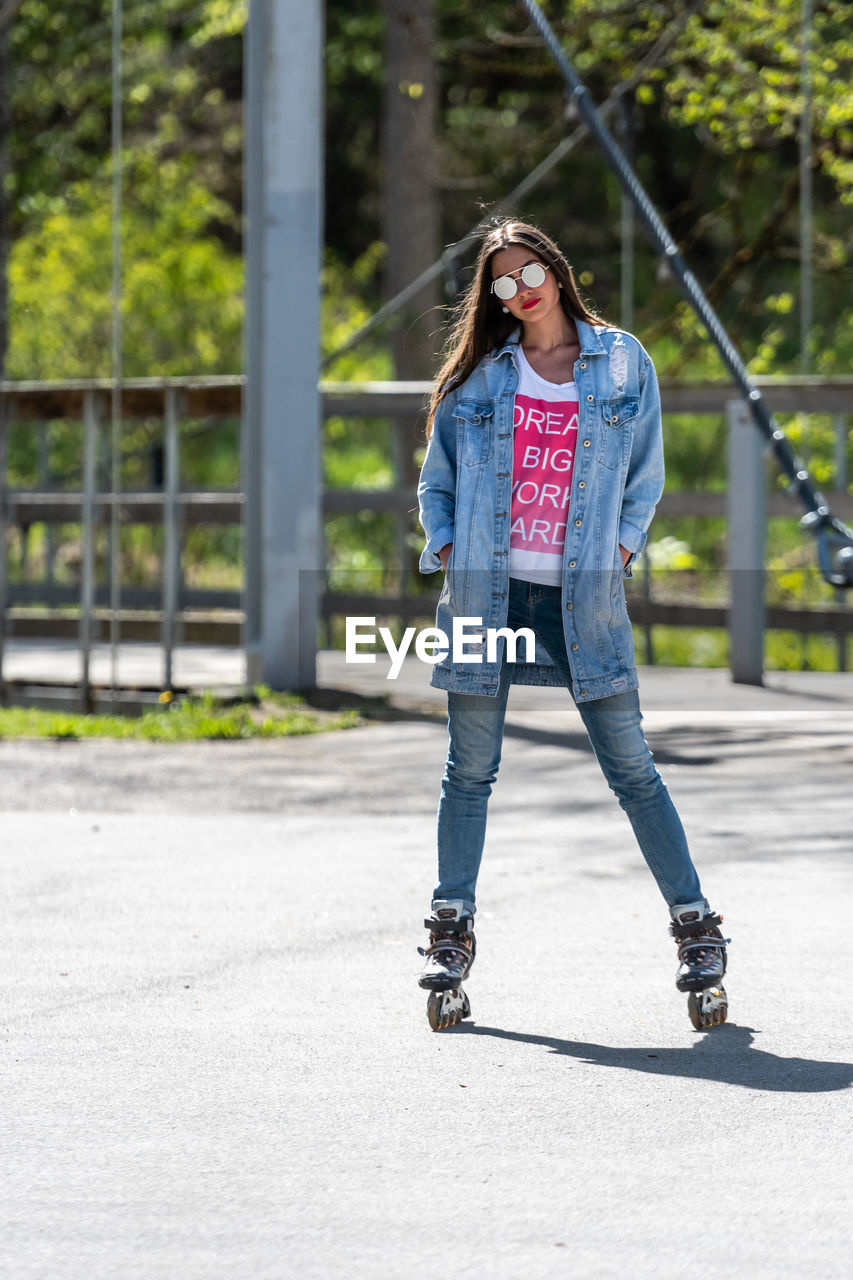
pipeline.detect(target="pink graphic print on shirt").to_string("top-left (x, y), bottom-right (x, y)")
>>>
top-left (510, 392), bottom-right (578, 557)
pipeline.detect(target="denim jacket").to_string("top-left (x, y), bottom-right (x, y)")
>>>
top-left (417, 321), bottom-right (664, 701)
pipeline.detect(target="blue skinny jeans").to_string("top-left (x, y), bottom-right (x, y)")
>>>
top-left (434, 578), bottom-right (706, 917)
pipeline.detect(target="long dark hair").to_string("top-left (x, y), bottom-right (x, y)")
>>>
top-left (427, 220), bottom-right (605, 436)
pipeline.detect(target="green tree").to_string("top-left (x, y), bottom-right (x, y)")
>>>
top-left (5, 0), bottom-right (244, 378)
top-left (325, 0), bottom-right (853, 378)
top-left (7, 158), bottom-right (242, 378)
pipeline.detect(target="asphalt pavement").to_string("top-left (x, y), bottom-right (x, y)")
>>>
top-left (2, 658), bottom-right (852, 1279)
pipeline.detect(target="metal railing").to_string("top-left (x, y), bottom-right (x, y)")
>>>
top-left (322, 377), bottom-right (853, 676)
top-left (0, 375), bottom-right (851, 705)
top-left (0, 377), bottom-right (243, 707)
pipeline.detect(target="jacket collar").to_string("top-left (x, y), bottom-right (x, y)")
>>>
top-left (493, 329), bottom-right (521, 359)
top-left (577, 319), bottom-right (607, 355)
top-left (493, 319), bottom-right (606, 360)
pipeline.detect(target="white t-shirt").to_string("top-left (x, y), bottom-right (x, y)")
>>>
top-left (509, 345), bottom-right (579, 587)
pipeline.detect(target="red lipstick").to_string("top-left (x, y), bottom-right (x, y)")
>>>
top-left (521, 298), bottom-right (540, 310)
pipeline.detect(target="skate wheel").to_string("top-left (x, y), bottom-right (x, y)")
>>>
top-left (688, 985), bottom-right (728, 1030)
top-left (426, 987), bottom-right (471, 1032)
top-left (427, 992), bottom-right (444, 1031)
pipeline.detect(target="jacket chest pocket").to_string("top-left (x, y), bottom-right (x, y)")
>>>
top-left (454, 400), bottom-right (495, 467)
top-left (597, 397), bottom-right (639, 471)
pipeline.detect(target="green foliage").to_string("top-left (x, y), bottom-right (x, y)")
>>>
top-left (7, 160), bottom-right (242, 378)
top-left (324, 8), bottom-right (384, 263)
top-left (661, 0), bottom-right (853, 198)
top-left (9, 0), bottom-right (853, 380)
top-left (9, 0), bottom-right (243, 238)
top-left (643, 536), bottom-right (700, 571)
top-left (327, 0), bottom-right (853, 378)
top-left (189, 0), bottom-right (247, 46)
top-left (6, 0), bottom-right (244, 380)
top-left (321, 246), bottom-right (400, 590)
top-left (641, 626), bottom-right (851, 673)
top-left (638, 626), bottom-right (729, 668)
top-left (659, 411), bottom-right (728, 491)
top-left (183, 525), bottom-right (242, 590)
top-left (321, 245), bottom-right (392, 382)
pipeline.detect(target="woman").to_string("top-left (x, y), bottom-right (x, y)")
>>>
top-left (416, 219), bottom-right (727, 1027)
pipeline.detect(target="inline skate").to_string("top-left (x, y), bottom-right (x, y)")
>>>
top-left (670, 902), bottom-right (730, 1029)
top-left (418, 900), bottom-right (475, 1031)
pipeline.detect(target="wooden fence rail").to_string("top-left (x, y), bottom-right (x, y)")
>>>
top-left (0, 375), bottom-right (851, 701)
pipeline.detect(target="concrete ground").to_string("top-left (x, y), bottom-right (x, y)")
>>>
top-left (1, 639), bottom-right (245, 703)
top-left (1, 656), bottom-right (852, 1279)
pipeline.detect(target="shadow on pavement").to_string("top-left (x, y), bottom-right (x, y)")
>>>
top-left (307, 688), bottom-right (721, 765)
top-left (456, 1022), bottom-right (853, 1093)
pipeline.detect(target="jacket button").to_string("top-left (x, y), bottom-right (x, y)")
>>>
top-left (586, 394), bottom-right (594, 402)
top-left (571, 642), bottom-right (579, 651)
top-left (574, 519), bottom-right (582, 527)
top-left (579, 361), bottom-right (587, 369)
top-left (612, 413), bottom-right (619, 423)
top-left (580, 689), bottom-right (588, 697)
top-left (583, 439), bottom-right (591, 447)
top-left (569, 560), bottom-right (576, 568)
top-left (578, 481), bottom-right (586, 489)
top-left (565, 602), bottom-right (573, 610)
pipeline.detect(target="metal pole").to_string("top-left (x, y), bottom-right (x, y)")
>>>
top-left (109, 0), bottom-right (123, 706)
top-left (800, 0), bottom-right (813, 374)
top-left (37, 423), bottom-right (56, 585)
top-left (833, 413), bottom-right (848, 493)
top-left (391, 416), bottom-right (410, 601)
top-left (619, 92), bottom-right (634, 333)
top-left (80, 390), bottom-right (98, 712)
top-left (728, 400), bottom-right (766, 685)
top-left (242, 7), bottom-right (262, 675)
top-left (244, 0), bottom-right (323, 689)
top-left (162, 389), bottom-right (180, 692)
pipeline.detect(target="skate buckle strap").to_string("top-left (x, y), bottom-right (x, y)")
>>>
top-left (677, 936), bottom-right (729, 959)
top-left (423, 916), bottom-right (473, 933)
top-left (424, 934), bottom-right (472, 955)
top-left (670, 911), bottom-right (724, 940)
top-left (417, 943), bottom-right (464, 958)
top-left (420, 930), bottom-right (476, 968)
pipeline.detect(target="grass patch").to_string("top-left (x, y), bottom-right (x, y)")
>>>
top-left (638, 626), bottom-right (852, 671)
top-left (0, 688), bottom-right (364, 742)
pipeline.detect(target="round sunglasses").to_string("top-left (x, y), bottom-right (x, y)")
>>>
top-left (490, 261), bottom-right (550, 301)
